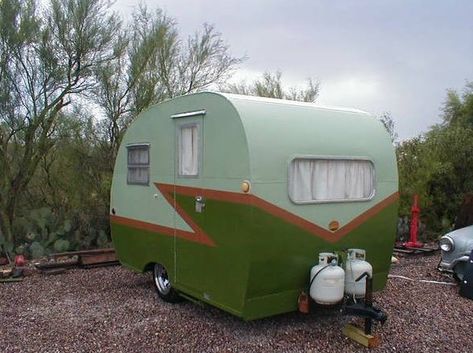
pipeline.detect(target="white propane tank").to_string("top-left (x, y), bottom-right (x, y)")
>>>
top-left (309, 252), bottom-right (345, 305)
top-left (344, 249), bottom-right (373, 298)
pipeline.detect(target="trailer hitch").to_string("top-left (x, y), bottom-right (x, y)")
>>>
top-left (342, 272), bottom-right (387, 335)
top-left (343, 302), bottom-right (387, 325)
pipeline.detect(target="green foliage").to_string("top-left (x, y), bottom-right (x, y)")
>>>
top-left (93, 5), bottom-right (243, 173)
top-left (53, 239), bottom-right (70, 252)
top-left (222, 71), bottom-right (319, 102)
top-left (15, 245), bottom-right (25, 255)
top-left (2, 241), bottom-right (14, 256)
top-left (0, 0), bottom-right (121, 245)
top-left (12, 207), bottom-right (71, 257)
top-left (97, 230), bottom-right (108, 248)
top-left (0, 0), bottom-right (241, 257)
top-left (30, 241), bottom-right (45, 259)
top-left (397, 81), bottom-right (473, 237)
top-left (11, 204), bottom-right (111, 258)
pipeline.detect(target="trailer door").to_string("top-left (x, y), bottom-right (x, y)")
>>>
top-left (172, 110), bottom-right (206, 292)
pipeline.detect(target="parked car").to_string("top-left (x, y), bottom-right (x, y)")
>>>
top-left (438, 225), bottom-right (473, 280)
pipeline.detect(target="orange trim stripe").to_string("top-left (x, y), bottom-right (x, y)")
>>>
top-left (157, 184), bottom-right (216, 247)
top-left (111, 184), bottom-right (399, 246)
top-left (155, 183), bottom-right (399, 243)
top-left (110, 214), bottom-right (215, 247)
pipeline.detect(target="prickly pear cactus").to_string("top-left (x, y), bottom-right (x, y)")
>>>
top-left (53, 239), bottom-right (70, 252)
top-left (30, 241), bottom-right (45, 259)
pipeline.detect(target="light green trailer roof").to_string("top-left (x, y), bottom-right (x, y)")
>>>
top-left (216, 92), bottom-right (393, 183)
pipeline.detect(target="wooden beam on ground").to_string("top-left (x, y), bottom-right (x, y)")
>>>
top-left (50, 248), bottom-right (115, 259)
top-left (79, 251), bottom-right (118, 268)
top-left (41, 268), bottom-right (67, 275)
top-left (34, 259), bottom-right (79, 270)
top-left (0, 277), bottom-right (23, 283)
top-left (342, 324), bottom-right (380, 348)
top-left (0, 268), bottom-right (13, 278)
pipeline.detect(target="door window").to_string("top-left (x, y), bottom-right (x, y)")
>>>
top-left (178, 124), bottom-right (199, 176)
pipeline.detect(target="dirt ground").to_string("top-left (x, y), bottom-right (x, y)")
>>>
top-left (0, 254), bottom-right (471, 353)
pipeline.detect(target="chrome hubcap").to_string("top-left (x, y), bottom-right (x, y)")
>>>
top-left (154, 264), bottom-right (171, 295)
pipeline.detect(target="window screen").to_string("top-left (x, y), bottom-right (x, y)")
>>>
top-left (288, 158), bottom-right (374, 203)
top-left (127, 145), bottom-right (150, 185)
top-left (179, 124), bottom-right (199, 176)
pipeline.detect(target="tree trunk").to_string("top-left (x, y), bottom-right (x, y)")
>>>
top-left (0, 181), bottom-right (20, 245)
top-left (0, 208), bottom-right (13, 245)
top-left (455, 193), bottom-right (473, 230)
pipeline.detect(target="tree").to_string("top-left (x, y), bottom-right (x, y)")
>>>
top-left (93, 5), bottom-right (243, 171)
top-left (222, 71), bottom-right (320, 102)
top-left (442, 82), bottom-right (473, 127)
top-left (379, 112), bottom-right (398, 143)
top-left (423, 124), bottom-right (473, 228)
top-left (25, 107), bottom-right (113, 251)
top-left (0, 0), bottom-right (120, 245)
top-left (396, 81), bottom-right (473, 234)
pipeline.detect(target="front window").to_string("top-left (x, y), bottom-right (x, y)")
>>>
top-left (127, 145), bottom-right (150, 185)
top-left (288, 158), bottom-right (375, 203)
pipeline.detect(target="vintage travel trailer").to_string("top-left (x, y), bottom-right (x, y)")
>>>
top-left (110, 92), bottom-right (398, 320)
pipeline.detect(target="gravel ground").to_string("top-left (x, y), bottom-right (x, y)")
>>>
top-left (1, 254), bottom-right (472, 353)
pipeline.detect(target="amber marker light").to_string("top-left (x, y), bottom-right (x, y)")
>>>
top-left (329, 220), bottom-right (340, 232)
top-left (241, 180), bottom-right (251, 193)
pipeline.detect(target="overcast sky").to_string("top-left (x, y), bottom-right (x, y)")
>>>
top-left (113, 0), bottom-right (473, 140)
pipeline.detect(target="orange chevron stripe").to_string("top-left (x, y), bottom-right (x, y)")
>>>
top-left (110, 213), bottom-right (215, 247)
top-left (111, 184), bottom-right (398, 246)
top-left (155, 183), bottom-right (399, 244)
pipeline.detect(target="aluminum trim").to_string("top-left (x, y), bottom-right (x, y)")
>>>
top-left (171, 110), bottom-right (206, 119)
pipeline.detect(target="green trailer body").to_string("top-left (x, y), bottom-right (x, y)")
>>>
top-left (110, 92), bottom-right (399, 320)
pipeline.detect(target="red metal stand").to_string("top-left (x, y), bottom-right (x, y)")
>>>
top-left (403, 194), bottom-right (423, 248)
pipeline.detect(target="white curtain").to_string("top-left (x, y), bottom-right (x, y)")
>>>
top-left (128, 147), bottom-right (149, 164)
top-left (127, 146), bottom-right (149, 184)
top-left (128, 166), bottom-right (149, 184)
top-left (289, 159), bottom-right (374, 202)
top-left (179, 125), bottom-right (199, 175)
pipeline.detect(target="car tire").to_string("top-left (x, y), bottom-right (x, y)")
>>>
top-left (453, 262), bottom-right (467, 282)
top-left (153, 263), bottom-right (182, 303)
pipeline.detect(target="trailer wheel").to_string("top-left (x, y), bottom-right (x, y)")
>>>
top-left (153, 263), bottom-right (181, 303)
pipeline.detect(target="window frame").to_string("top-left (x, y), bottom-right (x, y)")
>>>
top-left (287, 155), bottom-right (376, 204)
top-left (126, 143), bottom-right (150, 186)
top-left (177, 122), bottom-right (201, 178)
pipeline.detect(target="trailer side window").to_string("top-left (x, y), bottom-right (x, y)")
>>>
top-left (178, 124), bottom-right (199, 176)
top-left (288, 158), bottom-right (374, 203)
top-left (127, 145), bottom-right (150, 185)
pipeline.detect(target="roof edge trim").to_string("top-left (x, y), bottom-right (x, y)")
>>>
top-left (203, 91), bottom-right (370, 115)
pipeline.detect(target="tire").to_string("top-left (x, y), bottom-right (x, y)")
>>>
top-left (152, 263), bottom-right (181, 303)
top-left (453, 262), bottom-right (467, 282)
